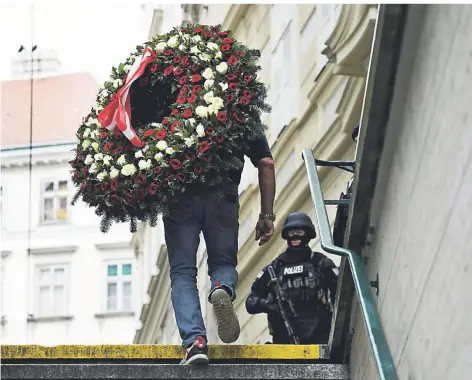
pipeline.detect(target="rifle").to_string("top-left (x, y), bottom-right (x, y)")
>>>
top-left (267, 264), bottom-right (300, 344)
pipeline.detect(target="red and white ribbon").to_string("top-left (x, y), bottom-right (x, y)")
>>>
top-left (98, 48), bottom-right (157, 147)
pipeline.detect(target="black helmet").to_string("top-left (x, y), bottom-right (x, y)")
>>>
top-left (281, 212), bottom-right (316, 240)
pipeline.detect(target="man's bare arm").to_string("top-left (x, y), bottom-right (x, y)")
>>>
top-left (258, 157), bottom-right (276, 214)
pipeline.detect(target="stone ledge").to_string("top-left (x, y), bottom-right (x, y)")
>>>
top-left (1, 364), bottom-right (350, 379)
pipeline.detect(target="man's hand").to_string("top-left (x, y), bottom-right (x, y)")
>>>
top-left (255, 218), bottom-right (274, 246)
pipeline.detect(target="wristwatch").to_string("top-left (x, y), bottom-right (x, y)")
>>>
top-left (259, 213), bottom-right (276, 221)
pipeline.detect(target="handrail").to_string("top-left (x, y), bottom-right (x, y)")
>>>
top-left (302, 149), bottom-right (397, 380)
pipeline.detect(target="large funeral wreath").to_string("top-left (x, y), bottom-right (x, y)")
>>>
top-left (70, 24), bottom-right (271, 233)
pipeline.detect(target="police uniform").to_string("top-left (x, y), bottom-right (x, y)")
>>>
top-left (246, 213), bottom-right (338, 344)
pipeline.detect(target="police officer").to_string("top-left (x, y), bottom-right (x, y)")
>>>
top-left (245, 212), bottom-right (338, 344)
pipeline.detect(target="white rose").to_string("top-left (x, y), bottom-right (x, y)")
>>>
top-left (203, 91), bottom-right (214, 104)
top-left (138, 159), bottom-right (152, 170)
top-left (167, 36), bottom-right (179, 48)
top-left (188, 118), bottom-right (196, 126)
top-left (123, 65), bottom-right (131, 73)
top-left (196, 124), bottom-right (205, 137)
top-left (94, 153), bottom-right (104, 161)
top-left (165, 147), bottom-right (175, 155)
top-left (190, 46), bottom-right (201, 54)
top-left (83, 128), bottom-right (91, 138)
top-left (184, 137), bottom-right (195, 147)
top-left (216, 62), bottom-right (228, 74)
top-left (195, 106), bottom-right (208, 119)
top-left (100, 89), bottom-right (109, 98)
top-left (121, 164), bottom-right (137, 177)
top-left (191, 35), bottom-right (201, 43)
top-left (90, 129), bottom-right (99, 139)
top-left (154, 152), bottom-right (163, 161)
top-left (97, 171), bottom-right (108, 182)
top-left (208, 104), bottom-right (218, 116)
top-left (211, 96), bottom-right (224, 110)
top-left (110, 167), bottom-right (119, 178)
top-left (103, 155), bottom-right (112, 166)
top-left (91, 142), bottom-right (99, 152)
top-left (182, 34), bottom-right (191, 41)
top-left (156, 141), bottom-right (168, 151)
top-left (117, 154), bottom-right (127, 166)
top-left (202, 68), bottom-right (214, 80)
top-left (179, 44), bottom-right (188, 52)
top-left (207, 42), bottom-right (219, 51)
top-left (135, 150), bottom-right (144, 159)
top-left (219, 82), bottom-right (228, 92)
top-left (204, 79), bottom-right (214, 89)
top-left (155, 42), bottom-right (168, 53)
top-left (150, 122), bottom-right (162, 128)
top-left (113, 79), bottom-right (123, 88)
top-left (199, 53), bottom-right (211, 62)
top-left (84, 154), bottom-right (94, 165)
top-left (215, 51), bottom-right (223, 59)
top-left (82, 139), bottom-right (91, 149)
top-left (90, 163), bottom-right (98, 174)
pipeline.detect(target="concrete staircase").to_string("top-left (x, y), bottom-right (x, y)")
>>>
top-left (1, 344), bottom-right (349, 379)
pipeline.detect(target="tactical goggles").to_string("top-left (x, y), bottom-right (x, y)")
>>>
top-left (287, 229), bottom-right (306, 237)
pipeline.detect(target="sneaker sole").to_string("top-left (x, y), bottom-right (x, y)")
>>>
top-left (182, 353), bottom-right (209, 365)
top-left (210, 288), bottom-right (240, 343)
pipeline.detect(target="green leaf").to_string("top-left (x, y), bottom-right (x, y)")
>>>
top-left (118, 63), bottom-right (125, 72)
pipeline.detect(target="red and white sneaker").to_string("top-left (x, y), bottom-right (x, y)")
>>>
top-left (180, 336), bottom-right (209, 365)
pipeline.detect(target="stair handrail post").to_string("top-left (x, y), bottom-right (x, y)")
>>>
top-left (302, 148), bottom-right (397, 380)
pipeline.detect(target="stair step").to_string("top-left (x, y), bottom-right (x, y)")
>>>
top-left (1, 344), bottom-right (329, 360)
top-left (1, 363), bottom-right (350, 379)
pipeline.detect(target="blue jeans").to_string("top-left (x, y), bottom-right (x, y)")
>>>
top-left (163, 189), bottom-right (239, 348)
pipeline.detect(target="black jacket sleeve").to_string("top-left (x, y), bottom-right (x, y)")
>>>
top-left (245, 265), bottom-right (272, 315)
top-left (318, 255), bottom-right (339, 305)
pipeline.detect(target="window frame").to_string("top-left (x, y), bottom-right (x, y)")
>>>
top-left (39, 178), bottom-right (70, 225)
top-left (35, 263), bottom-right (70, 318)
top-left (103, 261), bottom-right (134, 313)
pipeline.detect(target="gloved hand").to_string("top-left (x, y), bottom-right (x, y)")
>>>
top-left (260, 294), bottom-right (279, 315)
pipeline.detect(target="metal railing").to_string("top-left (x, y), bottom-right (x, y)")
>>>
top-left (302, 149), bottom-right (397, 380)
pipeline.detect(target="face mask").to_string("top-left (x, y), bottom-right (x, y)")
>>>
top-left (287, 236), bottom-right (310, 249)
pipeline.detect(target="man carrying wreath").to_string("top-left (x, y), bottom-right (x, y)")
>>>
top-left (167, 134), bottom-right (276, 365)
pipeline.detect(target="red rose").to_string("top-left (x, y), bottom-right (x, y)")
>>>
top-left (185, 151), bottom-right (196, 161)
top-left (171, 122), bottom-right (180, 132)
top-left (144, 129), bottom-right (155, 137)
top-left (176, 173), bottom-right (186, 182)
top-left (171, 109), bottom-right (179, 116)
top-left (237, 50), bottom-right (245, 57)
top-left (148, 182), bottom-right (158, 195)
top-left (191, 63), bottom-right (199, 72)
top-left (181, 56), bottom-right (189, 66)
top-left (162, 118), bottom-right (169, 125)
top-left (150, 64), bottom-right (158, 72)
top-left (140, 77), bottom-right (149, 87)
top-left (155, 130), bottom-right (167, 140)
top-left (180, 84), bottom-right (189, 93)
top-left (240, 96), bottom-right (250, 106)
top-left (198, 141), bottom-right (210, 153)
top-left (233, 112), bottom-right (246, 124)
top-left (101, 182), bottom-right (109, 192)
top-left (99, 131), bottom-right (108, 139)
top-left (174, 67), bottom-right (184, 76)
top-left (227, 74), bottom-right (237, 80)
top-left (192, 85), bottom-right (201, 93)
top-left (194, 166), bottom-right (202, 174)
top-left (187, 94), bottom-right (197, 104)
top-left (104, 142), bottom-right (113, 152)
top-left (83, 167), bottom-right (88, 175)
top-left (217, 31), bottom-right (227, 37)
top-left (177, 95), bottom-right (186, 104)
top-left (202, 152), bottom-right (213, 162)
top-left (163, 49), bottom-right (173, 56)
top-left (112, 147), bottom-right (123, 156)
top-left (125, 192), bottom-right (136, 204)
top-left (73, 172), bottom-right (78, 180)
top-left (221, 44), bottom-right (231, 52)
top-left (191, 74), bottom-right (202, 83)
top-left (179, 76), bottom-right (187, 85)
top-left (243, 89), bottom-right (252, 98)
top-left (229, 82), bottom-right (238, 91)
top-left (215, 134), bottom-right (225, 143)
top-left (169, 158), bottom-right (182, 169)
top-left (136, 174), bottom-right (147, 184)
top-left (204, 31), bottom-right (212, 38)
top-left (194, 27), bottom-right (203, 33)
top-left (182, 109), bottom-right (193, 118)
top-left (164, 65), bottom-right (174, 77)
top-left (153, 166), bottom-right (161, 175)
top-left (205, 128), bottom-right (215, 135)
top-left (244, 75), bottom-right (252, 83)
top-left (174, 56), bottom-right (181, 63)
top-left (223, 38), bottom-right (233, 44)
top-left (80, 183), bottom-right (86, 192)
top-left (228, 56), bottom-right (238, 65)
top-left (110, 194), bottom-right (121, 205)
top-left (226, 94), bottom-right (235, 102)
top-left (110, 179), bottom-right (118, 191)
top-left (217, 111), bottom-right (227, 122)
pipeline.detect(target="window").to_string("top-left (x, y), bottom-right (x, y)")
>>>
top-left (105, 263), bottom-right (133, 312)
top-left (41, 180), bottom-right (69, 223)
top-left (36, 264), bottom-right (69, 317)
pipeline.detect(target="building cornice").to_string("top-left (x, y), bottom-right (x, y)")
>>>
top-left (95, 242), bottom-right (131, 251)
top-left (29, 245), bottom-right (78, 255)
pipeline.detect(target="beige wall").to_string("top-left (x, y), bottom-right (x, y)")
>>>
top-left (350, 5), bottom-right (472, 379)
